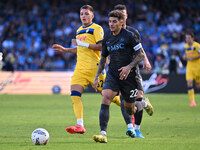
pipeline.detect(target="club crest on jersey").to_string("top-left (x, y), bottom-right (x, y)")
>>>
top-left (107, 43), bottom-right (124, 52)
top-left (119, 38), bottom-right (124, 42)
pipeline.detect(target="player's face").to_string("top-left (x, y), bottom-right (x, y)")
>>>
top-left (185, 35), bottom-right (194, 45)
top-left (109, 17), bottom-right (123, 33)
top-left (80, 9), bottom-right (94, 27)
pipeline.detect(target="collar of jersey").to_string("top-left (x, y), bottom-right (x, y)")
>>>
top-left (82, 22), bottom-right (93, 28)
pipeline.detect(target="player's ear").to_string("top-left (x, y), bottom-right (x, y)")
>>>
top-left (120, 19), bottom-right (124, 26)
top-left (91, 13), bottom-right (94, 20)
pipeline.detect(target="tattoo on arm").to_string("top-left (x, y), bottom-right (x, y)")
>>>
top-left (141, 48), bottom-right (147, 59)
top-left (128, 49), bottom-right (145, 69)
top-left (95, 56), bottom-right (107, 78)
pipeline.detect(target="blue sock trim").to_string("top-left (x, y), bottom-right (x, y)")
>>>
top-left (71, 91), bottom-right (81, 97)
top-left (188, 87), bottom-right (193, 90)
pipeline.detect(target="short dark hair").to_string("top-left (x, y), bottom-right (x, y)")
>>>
top-left (185, 31), bottom-right (194, 38)
top-left (80, 5), bottom-right (94, 13)
top-left (114, 4), bottom-right (127, 12)
top-left (108, 10), bottom-right (124, 20)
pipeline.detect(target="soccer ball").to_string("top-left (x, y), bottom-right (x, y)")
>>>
top-left (31, 128), bottom-right (50, 145)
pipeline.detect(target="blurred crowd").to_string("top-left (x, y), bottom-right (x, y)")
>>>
top-left (1, 0), bottom-right (200, 74)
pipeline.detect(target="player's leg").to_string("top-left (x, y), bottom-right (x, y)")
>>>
top-left (66, 69), bottom-right (88, 134)
top-left (134, 69), bottom-right (153, 138)
top-left (187, 79), bottom-right (196, 107)
top-left (93, 89), bottom-right (117, 143)
top-left (95, 70), bottom-right (121, 106)
top-left (66, 85), bottom-right (86, 134)
top-left (194, 69), bottom-right (200, 102)
top-left (120, 96), bottom-right (135, 136)
top-left (134, 90), bottom-right (144, 138)
top-left (112, 96), bottom-right (121, 106)
top-left (186, 67), bottom-right (196, 107)
top-left (187, 80), bottom-right (196, 107)
top-left (196, 82), bottom-right (200, 90)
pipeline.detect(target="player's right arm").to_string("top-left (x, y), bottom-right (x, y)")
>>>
top-left (72, 39), bottom-right (102, 51)
top-left (93, 37), bottom-right (108, 91)
top-left (52, 44), bottom-right (77, 54)
top-left (93, 56), bottom-right (107, 92)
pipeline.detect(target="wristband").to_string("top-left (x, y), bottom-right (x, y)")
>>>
top-left (76, 39), bottom-right (89, 48)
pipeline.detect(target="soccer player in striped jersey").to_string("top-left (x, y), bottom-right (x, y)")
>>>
top-left (184, 32), bottom-right (200, 107)
top-left (52, 5), bottom-right (122, 134)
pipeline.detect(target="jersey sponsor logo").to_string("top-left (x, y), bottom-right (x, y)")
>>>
top-left (107, 43), bottom-right (124, 52)
top-left (77, 35), bottom-right (87, 41)
top-left (186, 51), bottom-right (194, 55)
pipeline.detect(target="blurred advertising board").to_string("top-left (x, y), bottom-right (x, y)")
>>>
top-left (0, 71), bottom-right (73, 95)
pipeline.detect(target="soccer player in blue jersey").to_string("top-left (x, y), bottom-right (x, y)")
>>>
top-left (93, 10), bottom-right (150, 143)
top-left (113, 4), bottom-right (153, 138)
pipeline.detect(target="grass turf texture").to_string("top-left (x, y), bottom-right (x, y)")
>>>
top-left (0, 94), bottom-right (200, 150)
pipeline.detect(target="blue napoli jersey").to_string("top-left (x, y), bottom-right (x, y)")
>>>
top-left (102, 28), bottom-right (141, 72)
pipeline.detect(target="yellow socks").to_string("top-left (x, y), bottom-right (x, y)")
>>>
top-left (188, 88), bottom-right (195, 102)
top-left (71, 91), bottom-right (83, 120)
top-left (112, 96), bottom-right (121, 106)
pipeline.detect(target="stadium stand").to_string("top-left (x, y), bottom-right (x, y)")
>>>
top-left (1, 0), bottom-right (200, 73)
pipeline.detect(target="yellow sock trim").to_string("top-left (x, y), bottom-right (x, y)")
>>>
top-left (112, 96), bottom-right (121, 106)
top-left (71, 96), bottom-right (83, 119)
top-left (188, 89), bottom-right (195, 102)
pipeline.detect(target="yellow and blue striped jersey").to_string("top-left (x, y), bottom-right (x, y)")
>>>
top-left (184, 41), bottom-right (200, 68)
top-left (75, 22), bottom-right (104, 69)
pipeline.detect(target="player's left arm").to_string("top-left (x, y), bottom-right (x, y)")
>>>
top-left (93, 56), bottom-right (107, 91)
top-left (142, 48), bottom-right (151, 72)
top-left (93, 38), bottom-right (108, 91)
top-left (133, 29), bottom-right (151, 71)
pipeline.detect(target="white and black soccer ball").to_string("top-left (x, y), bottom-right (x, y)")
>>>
top-left (31, 128), bottom-right (50, 145)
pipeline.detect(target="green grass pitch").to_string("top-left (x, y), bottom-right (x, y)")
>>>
top-left (0, 94), bottom-right (200, 150)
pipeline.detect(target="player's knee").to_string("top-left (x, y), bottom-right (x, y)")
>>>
top-left (102, 95), bottom-right (112, 105)
top-left (196, 83), bottom-right (200, 89)
top-left (187, 81), bottom-right (193, 87)
top-left (136, 90), bottom-right (143, 98)
top-left (71, 91), bottom-right (82, 103)
top-left (125, 106), bottom-right (133, 115)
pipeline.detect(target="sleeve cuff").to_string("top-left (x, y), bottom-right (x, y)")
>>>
top-left (96, 40), bottom-right (102, 44)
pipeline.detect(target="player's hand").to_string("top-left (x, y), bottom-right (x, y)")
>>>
top-left (52, 44), bottom-right (66, 52)
top-left (118, 65), bottom-right (131, 80)
top-left (72, 39), bottom-right (77, 46)
top-left (93, 77), bottom-right (99, 92)
top-left (143, 59), bottom-right (151, 72)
